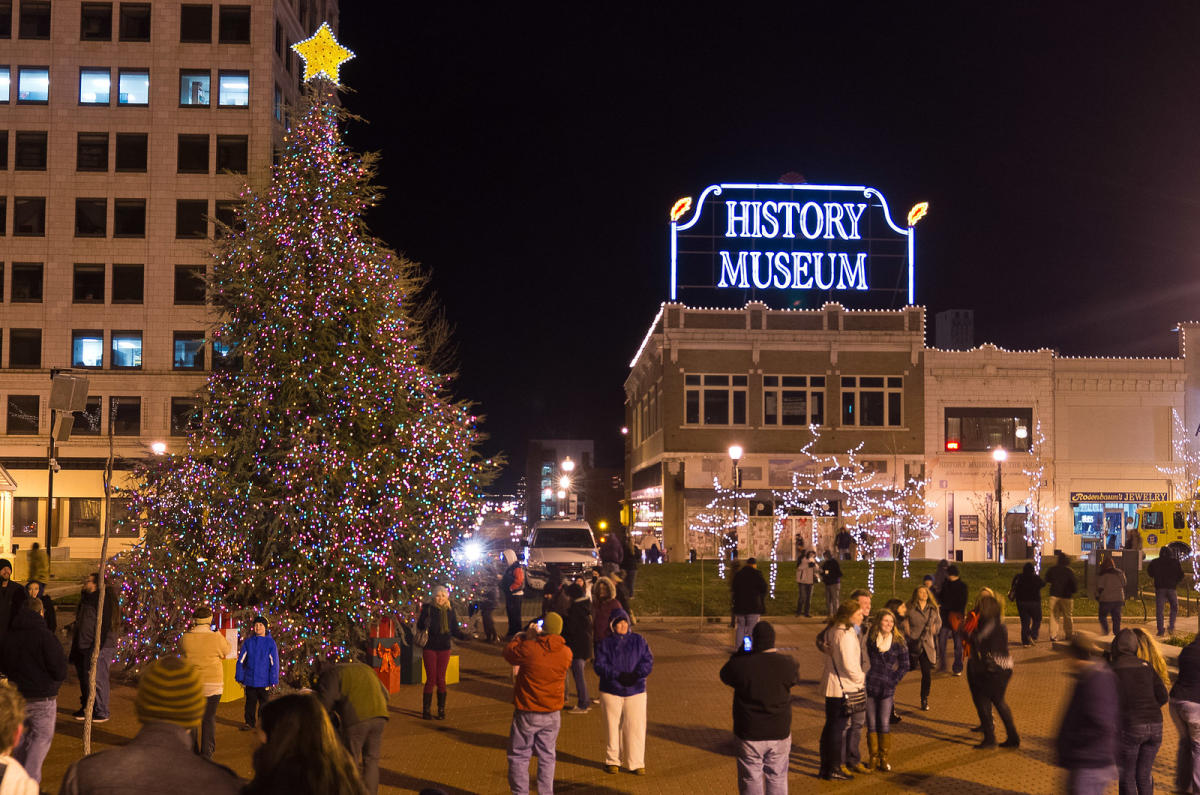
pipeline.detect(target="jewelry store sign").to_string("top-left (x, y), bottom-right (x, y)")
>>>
top-left (1068, 491), bottom-right (1166, 504)
top-left (669, 183), bottom-right (923, 308)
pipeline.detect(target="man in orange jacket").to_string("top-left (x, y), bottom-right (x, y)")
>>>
top-left (503, 611), bottom-right (572, 795)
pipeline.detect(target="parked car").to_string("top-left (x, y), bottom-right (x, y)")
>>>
top-left (523, 519), bottom-right (599, 590)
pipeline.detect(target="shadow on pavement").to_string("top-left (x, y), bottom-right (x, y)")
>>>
top-left (53, 721), bottom-right (131, 747)
top-left (646, 722), bottom-right (736, 756)
top-left (889, 771), bottom-right (1043, 794)
top-left (378, 768), bottom-right (476, 795)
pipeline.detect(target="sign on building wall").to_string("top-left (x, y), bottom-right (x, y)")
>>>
top-left (958, 514), bottom-right (980, 541)
top-left (669, 183), bottom-right (921, 309)
top-left (1068, 491), bottom-right (1167, 504)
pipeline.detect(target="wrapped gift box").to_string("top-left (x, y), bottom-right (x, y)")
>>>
top-left (369, 617), bottom-right (396, 639)
top-left (421, 654), bottom-right (459, 685)
top-left (220, 657), bottom-right (244, 703)
top-left (377, 666), bottom-right (402, 694)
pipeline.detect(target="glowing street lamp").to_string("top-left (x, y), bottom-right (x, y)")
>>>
top-left (150, 442), bottom-right (167, 455)
top-left (558, 475), bottom-right (571, 490)
top-left (561, 457), bottom-right (575, 473)
top-left (728, 444), bottom-right (744, 488)
top-left (993, 447), bottom-right (1008, 561)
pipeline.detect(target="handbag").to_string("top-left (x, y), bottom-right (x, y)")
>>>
top-left (830, 630), bottom-right (867, 716)
top-left (413, 607), bottom-right (429, 648)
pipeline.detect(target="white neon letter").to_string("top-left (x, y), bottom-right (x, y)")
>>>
top-left (844, 203), bottom-right (867, 240)
top-left (835, 252), bottom-right (868, 290)
top-left (717, 250), bottom-right (750, 288)
top-left (824, 203), bottom-right (848, 239)
top-left (760, 201), bottom-right (779, 239)
top-left (772, 252), bottom-right (792, 288)
top-left (750, 252), bottom-right (773, 289)
top-left (792, 253), bottom-right (813, 288)
top-left (799, 202), bottom-right (824, 239)
top-left (814, 253), bottom-right (835, 290)
top-left (725, 201), bottom-right (752, 238)
top-left (779, 202), bottom-right (799, 238)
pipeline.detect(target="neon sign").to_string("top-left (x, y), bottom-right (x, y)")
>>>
top-left (670, 183), bottom-right (923, 308)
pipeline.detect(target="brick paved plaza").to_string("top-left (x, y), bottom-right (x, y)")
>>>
top-left (33, 611), bottom-right (1180, 794)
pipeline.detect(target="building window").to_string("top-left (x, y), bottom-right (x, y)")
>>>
top-left (177, 134), bottom-right (209, 173)
top-left (77, 132), bottom-right (109, 171)
top-left (110, 396), bottom-right (140, 435)
top-left (212, 340), bottom-right (240, 371)
top-left (215, 134), bottom-right (247, 173)
top-left (72, 330), bottom-right (104, 368)
top-left (174, 265), bottom-right (206, 304)
top-left (79, 67), bottom-right (111, 104)
top-left (80, 2), bottom-right (112, 40)
top-left (72, 263), bottom-right (105, 302)
top-left (10, 262), bottom-right (41, 301)
top-left (114, 133), bottom-right (147, 171)
top-left (217, 5), bottom-right (250, 43)
top-left (12, 498), bottom-right (37, 538)
top-left (16, 67), bottom-right (48, 103)
top-left (0, 2), bottom-right (11, 38)
top-left (273, 83), bottom-right (282, 121)
top-left (684, 374), bottom-right (748, 426)
top-left (0, 131), bottom-right (7, 167)
top-left (8, 329), bottom-right (40, 367)
top-left (179, 4), bottom-right (211, 42)
top-left (840, 376), bottom-right (903, 427)
top-left (173, 332), bottom-right (205, 369)
top-left (75, 199), bottom-right (107, 237)
top-left (69, 498), bottom-right (101, 537)
top-left (117, 69), bottom-right (149, 105)
top-left (111, 330), bottom-right (142, 368)
top-left (214, 200), bottom-right (242, 237)
top-left (217, 70), bottom-right (249, 106)
top-left (113, 199), bottom-right (146, 237)
top-left (112, 263), bottom-right (143, 303)
top-left (13, 130), bottom-right (46, 170)
top-left (170, 397), bottom-right (200, 436)
top-left (0, 67), bottom-right (9, 102)
top-left (274, 19), bottom-right (281, 54)
top-left (13, 197), bottom-right (45, 236)
top-left (18, 0), bottom-right (49, 39)
top-left (0, 197), bottom-right (5, 233)
top-left (73, 396), bottom-right (102, 436)
top-left (118, 3), bottom-right (150, 41)
top-left (944, 407), bottom-right (1033, 453)
top-left (176, 200), bottom-right (207, 238)
top-left (6, 395), bottom-right (39, 434)
top-left (179, 70), bottom-right (210, 106)
top-left (763, 375), bottom-right (826, 426)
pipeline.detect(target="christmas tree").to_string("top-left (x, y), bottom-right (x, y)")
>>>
top-left (115, 26), bottom-right (488, 677)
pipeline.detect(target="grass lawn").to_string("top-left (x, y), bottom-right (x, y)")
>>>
top-left (631, 559), bottom-right (1180, 619)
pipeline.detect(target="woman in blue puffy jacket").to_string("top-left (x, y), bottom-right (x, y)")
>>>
top-left (235, 614), bottom-right (279, 730)
top-left (593, 608), bottom-right (653, 776)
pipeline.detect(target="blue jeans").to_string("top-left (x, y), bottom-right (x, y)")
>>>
top-left (938, 620), bottom-right (963, 673)
top-left (1067, 765), bottom-right (1117, 795)
top-left (567, 657), bottom-right (588, 709)
top-left (1118, 722), bottom-right (1162, 795)
top-left (734, 614), bottom-right (760, 651)
top-left (13, 696), bottom-right (56, 783)
top-left (75, 644), bottom-right (114, 718)
top-left (1157, 588), bottom-right (1179, 634)
top-left (865, 694), bottom-right (894, 734)
top-left (1099, 602), bottom-right (1123, 636)
top-left (1172, 699), bottom-right (1200, 794)
top-left (736, 735), bottom-right (790, 795)
top-left (508, 709), bottom-right (560, 795)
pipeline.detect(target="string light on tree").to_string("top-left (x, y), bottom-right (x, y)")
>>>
top-left (1020, 419), bottom-right (1056, 573)
top-left (1159, 409), bottom-right (1200, 587)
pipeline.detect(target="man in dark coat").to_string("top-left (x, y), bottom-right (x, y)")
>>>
top-left (69, 572), bottom-right (117, 721)
top-left (1056, 635), bottom-right (1119, 793)
top-left (731, 557), bottom-right (767, 652)
top-left (0, 559), bottom-right (25, 639)
top-left (0, 599), bottom-right (67, 783)
top-left (1046, 552), bottom-right (1079, 641)
top-left (719, 621), bottom-right (800, 794)
top-left (819, 552), bottom-right (843, 618)
top-left (937, 565), bottom-right (968, 675)
top-left (561, 583), bottom-right (594, 713)
top-left (1148, 546), bottom-right (1185, 637)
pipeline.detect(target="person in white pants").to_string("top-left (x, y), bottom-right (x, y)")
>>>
top-left (593, 608), bottom-right (653, 775)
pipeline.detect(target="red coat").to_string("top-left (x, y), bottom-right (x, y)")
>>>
top-left (503, 634), bottom-right (572, 713)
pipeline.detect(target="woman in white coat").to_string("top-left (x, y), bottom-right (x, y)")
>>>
top-left (818, 599), bottom-right (865, 780)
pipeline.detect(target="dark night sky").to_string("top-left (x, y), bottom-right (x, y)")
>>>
top-left (338, 5), bottom-right (1200, 487)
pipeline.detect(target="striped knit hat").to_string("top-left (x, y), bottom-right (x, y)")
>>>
top-left (135, 657), bottom-right (205, 727)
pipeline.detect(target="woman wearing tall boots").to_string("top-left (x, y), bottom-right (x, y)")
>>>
top-left (865, 608), bottom-right (909, 771)
top-left (904, 586), bottom-right (940, 711)
top-left (818, 599), bottom-right (865, 780)
top-left (417, 585), bottom-right (467, 720)
top-left (966, 593), bottom-right (1019, 749)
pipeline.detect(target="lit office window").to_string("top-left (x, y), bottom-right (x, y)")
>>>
top-left (0, 67), bottom-right (9, 102)
top-left (72, 330), bottom-right (105, 368)
top-left (217, 70), bottom-right (248, 106)
top-left (111, 330), bottom-right (143, 368)
top-left (17, 67), bottom-right (48, 103)
top-left (173, 332), bottom-right (205, 369)
top-left (79, 68), bottom-right (111, 104)
top-left (117, 69), bottom-right (148, 105)
top-left (179, 70), bottom-right (209, 105)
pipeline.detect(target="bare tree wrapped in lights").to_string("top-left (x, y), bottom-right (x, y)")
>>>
top-left (690, 477), bottom-right (753, 578)
top-left (113, 46), bottom-right (489, 679)
top-left (1020, 419), bottom-right (1057, 573)
top-left (770, 426), bottom-right (834, 597)
top-left (1159, 409), bottom-right (1200, 581)
top-left (888, 476), bottom-right (939, 580)
top-left (833, 444), bottom-right (889, 592)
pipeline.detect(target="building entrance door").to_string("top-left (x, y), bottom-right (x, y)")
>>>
top-left (1104, 510), bottom-right (1124, 550)
top-left (1004, 511), bottom-right (1028, 560)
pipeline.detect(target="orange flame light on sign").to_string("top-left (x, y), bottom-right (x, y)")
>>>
top-left (670, 197), bottom-right (693, 222)
top-left (907, 201), bottom-right (929, 227)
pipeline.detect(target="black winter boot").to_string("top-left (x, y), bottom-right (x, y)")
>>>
top-left (436, 692), bottom-right (447, 720)
top-left (421, 692), bottom-right (432, 720)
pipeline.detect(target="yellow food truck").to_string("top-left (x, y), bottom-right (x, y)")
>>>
top-left (1136, 500), bottom-right (1200, 556)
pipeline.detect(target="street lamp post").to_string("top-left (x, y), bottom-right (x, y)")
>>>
top-left (728, 445), bottom-right (743, 489)
top-left (993, 447), bottom-right (1008, 562)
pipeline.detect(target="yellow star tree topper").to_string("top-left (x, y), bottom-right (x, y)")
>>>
top-left (292, 22), bottom-right (355, 84)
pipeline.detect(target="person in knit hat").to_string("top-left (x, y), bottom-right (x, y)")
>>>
top-left (235, 615), bottom-right (279, 731)
top-left (593, 608), bottom-right (653, 776)
top-left (179, 606), bottom-right (231, 759)
top-left (58, 657), bottom-right (243, 794)
top-left (503, 610), bottom-right (572, 795)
